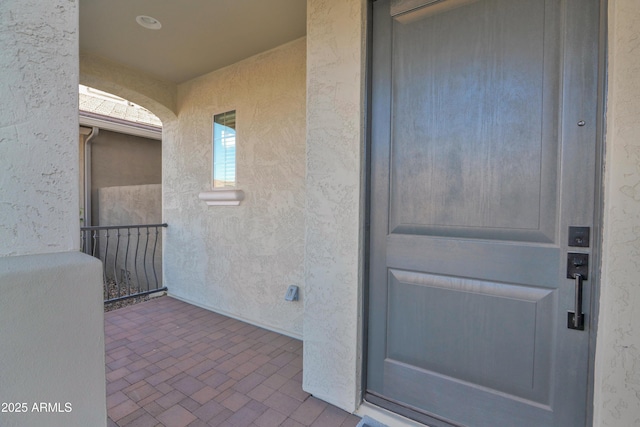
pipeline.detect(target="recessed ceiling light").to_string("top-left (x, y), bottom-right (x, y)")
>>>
top-left (136, 15), bottom-right (162, 30)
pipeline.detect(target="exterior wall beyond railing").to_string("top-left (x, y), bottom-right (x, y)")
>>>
top-left (81, 224), bottom-right (167, 303)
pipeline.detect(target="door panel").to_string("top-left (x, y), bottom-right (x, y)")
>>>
top-left (390, 0), bottom-right (555, 239)
top-left (367, 0), bottom-right (600, 425)
top-left (387, 269), bottom-right (554, 402)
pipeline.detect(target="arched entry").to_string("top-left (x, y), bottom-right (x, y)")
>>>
top-left (78, 61), bottom-right (177, 307)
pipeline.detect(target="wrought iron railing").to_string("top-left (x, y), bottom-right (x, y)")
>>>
top-left (81, 223), bottom-right (168, 304)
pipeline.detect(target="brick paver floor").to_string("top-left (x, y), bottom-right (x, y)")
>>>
top-left (105, 296), bottom-right (361, 427)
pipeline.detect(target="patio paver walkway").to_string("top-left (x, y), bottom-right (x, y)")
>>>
top-left (105, 296), bottom-right (361, 427)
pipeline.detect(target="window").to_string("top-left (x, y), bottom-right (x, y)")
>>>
top-left (213, 110), bottom-right (236, 188)
top-left (199, 109), bottom-right (244, 205)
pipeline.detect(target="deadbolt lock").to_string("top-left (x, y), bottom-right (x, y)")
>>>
top-left (567, 253), bottom-right (589, 280)
top-left (568, 226), bottom-right (590, 248)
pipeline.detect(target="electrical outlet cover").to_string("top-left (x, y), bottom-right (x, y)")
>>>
top-left (285, 285), bottom-right (299, 301)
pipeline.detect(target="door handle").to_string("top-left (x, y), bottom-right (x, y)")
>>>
top-left (567, 253), bottom-right (588, 331)
top-left (568, 274), bottom-right (585, 330)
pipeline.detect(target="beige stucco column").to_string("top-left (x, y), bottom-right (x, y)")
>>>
top-left (0, 1), bottom-right (107, 426)
top-left (304, 0), bottom-right (367, 412)
top-left (594, 0), bottom-right (640, 425)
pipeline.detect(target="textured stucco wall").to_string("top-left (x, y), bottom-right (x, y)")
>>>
top-left (0, 2), bottom-right (107, 426)
top-left (91, 130), bottom-right (162, 225)
top-left (80, 52), bottom-right (177, 123)
top-left (164, 38), bottom-right (307, 337)
top-left (304, 0), bottom-right (367, 412)
top-left (0, 0), bottom-right (80, 256)
top-left (99, 184), bottom-right (162, 226)
top-left (594, 1), bottom-right (640, 425)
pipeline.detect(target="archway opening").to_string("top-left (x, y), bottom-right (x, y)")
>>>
top-left (79, 84), bottom-right (166, 310)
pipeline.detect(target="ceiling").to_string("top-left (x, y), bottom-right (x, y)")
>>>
top-left (79, 0), bottom-right (307, 84)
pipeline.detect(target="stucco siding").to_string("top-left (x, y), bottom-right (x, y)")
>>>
top-left (80, 52), bottom-right (177, 123)
top-left (0, 0), bottom-right (80, 256)
top-left (0, 2), bottom-right (107, 426)
top-left (90, 130), bottom-right (162, 225)
top-left (99, 184), bottom-right (162, 226)
top-left (163, 38), bottom-right (307, 338)
top-left (303, 0), bottom-right (367, 412)
top-left (594, 1), bottom-right (640, 425)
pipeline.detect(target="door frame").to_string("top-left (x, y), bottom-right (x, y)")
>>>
top-left (360, 1), bottom-right (609, 425)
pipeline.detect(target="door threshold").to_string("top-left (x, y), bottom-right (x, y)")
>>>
top-left (364, 393), bottom-right (465, 427)
top-left (356, 401), bottom-right (429, 427)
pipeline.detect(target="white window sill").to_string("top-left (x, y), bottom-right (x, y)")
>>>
top-left (198, 189), bottom-right (245, 206)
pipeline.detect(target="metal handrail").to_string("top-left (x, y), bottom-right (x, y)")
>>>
top-left (81, 223), bottom-right (168, 304)
top-left (82, 223), bottom-right (168, 231)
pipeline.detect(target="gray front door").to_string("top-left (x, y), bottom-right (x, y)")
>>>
top-left (366, 0), bottom-right (601, 426)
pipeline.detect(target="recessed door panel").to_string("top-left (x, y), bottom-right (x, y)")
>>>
top-left (387, 269), bottom-right (553, 402)
top-left (388, 0), bottom-right (558, 242)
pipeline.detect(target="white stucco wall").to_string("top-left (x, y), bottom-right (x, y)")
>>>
top-left (0, 0), bottom-right (80, 256)
top-left (594, 1), bottom-right (640, 425)
top-left (98, 184), bottom-right (162, 226)
top-left (0, 1), bottom-right (107, 426)
top-left (0, 253), bottom-right (106, 427)
top-left (80, 52), bottom-right (177, 123)
top-left (304, 0), bottom-right (367, 412)
top-left (164, 38), bottom-right (307, 338)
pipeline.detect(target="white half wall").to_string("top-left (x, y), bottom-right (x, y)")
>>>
top-left (0, 253), bottom-right (106, 427)
top-left (594, 1), bottom-right (640, 425)
top-left (303, 0), bottom-right (367, 412)
top-left (164, 38), bottom-right (307, 338)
